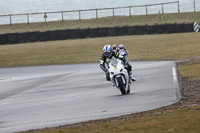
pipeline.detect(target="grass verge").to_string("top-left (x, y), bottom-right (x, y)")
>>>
top-left (20, 107), bottom-right (200, 133)
top-left (0, 32), bottom-right (200, 67)
top-left (0, 12), bottom-right (200, 34)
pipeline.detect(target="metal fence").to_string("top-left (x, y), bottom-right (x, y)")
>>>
top-left (0, 1), bottom-right (181, 25)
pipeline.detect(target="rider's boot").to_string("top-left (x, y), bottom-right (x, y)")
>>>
top-left (106, 71), bottom-right (111, 81)
top-left (129, 71), bottom-right (136, 82)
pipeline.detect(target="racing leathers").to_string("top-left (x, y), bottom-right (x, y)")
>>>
top-left (100, 51), bottom-right (134, 81)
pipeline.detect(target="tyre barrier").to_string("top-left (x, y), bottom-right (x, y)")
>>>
top-left (166, 23), bottom-right (176, 33)
top-left (0, 34), bottom-right (8, 45)
top-left (18, 32), bottom-right (28, 43)
top-left (127, 26), bottom-right (137, 35)
top-left (8, 33), bottom-right (19, 44)
top-left (107, 27), bottom-right (117, 36)
top-left (79, 29), bottom-right (89, 38)
top-left (136, 25), bottom-right (147, 35)
top-left (39, 31), bottom-right (49, 41)
top-left (0, 23), bottom-right (198, 45)
top-left (98, 27), bottom-right (108, 37)
top-left (184, 23), bottom-right (194, 32)
top-left (59, 29), bottom-right (69, 40)
top-left (88, 28), bottom-right (99, 37)
top-left (147, 25), bottom-right (156, 34)
top-left (49, 30), bottom-right (59, 40)
top-left (117, 26), bottom-right (128, 36)
top-left (156, 24), bottom-right (166, 34)
top-left (176, 23), bottom-right (185, 33)
top-left (28, 31), bottom-right (39, 42)
top-left (69, 29), bottom-right (79, 39)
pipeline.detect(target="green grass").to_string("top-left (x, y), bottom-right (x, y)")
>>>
top-left (21, 107), bottom-right (200, 133)
top-left (0, 32), bottom-right (200, 68)
top-left (0, 12), bottom-right (200, 34)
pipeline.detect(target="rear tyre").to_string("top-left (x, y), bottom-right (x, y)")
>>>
top-left (116, 77), bottom-right (126, 95)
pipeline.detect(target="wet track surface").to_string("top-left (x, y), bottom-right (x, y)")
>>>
top-left (0, 61), bottom-right (180, 133)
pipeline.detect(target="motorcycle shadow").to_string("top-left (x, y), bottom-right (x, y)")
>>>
top-left (109, 92), bottom-right (135, 98)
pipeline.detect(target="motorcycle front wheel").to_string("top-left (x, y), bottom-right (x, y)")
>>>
top-left (116, 77), bottom-right (126, 95)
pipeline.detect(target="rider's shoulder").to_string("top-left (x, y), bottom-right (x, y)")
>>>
top-left (100, 53), bottom-right (106, 59)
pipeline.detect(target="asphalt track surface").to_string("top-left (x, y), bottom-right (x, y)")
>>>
top-left (0, 61), bottom-right (181, 133)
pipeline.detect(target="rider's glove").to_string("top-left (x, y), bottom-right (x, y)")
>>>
top-left (124, 61), bottom-right (129, 68)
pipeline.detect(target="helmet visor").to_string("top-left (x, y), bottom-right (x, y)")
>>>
top-left (104, 51), bottom-right (112, 57)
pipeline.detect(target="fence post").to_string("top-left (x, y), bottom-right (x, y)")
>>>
top-left (43, 13), bottom-right (47, 24)
top-left (79, 11), bottom-right (81, 20)
top-left (162, 4), bottom-right (164, 14)
top-left (112, 8), bottom-right (115, 19)
top-left (178, 1), bottom-right (180, 13)
top-left (193, 0), bottom-right (196, 13)
top-left (146, 5), bottom-right (148, 16)
top-left (96, 9), bottom-right (98, 20)
top-left (27, 14), bottom-right (29, 24)
top-left (9, 15), bottom-right (12, 26)
top-left (61, 11), bottom-right (64, 22)
top-left (129, 6), bottom-right (132, 17)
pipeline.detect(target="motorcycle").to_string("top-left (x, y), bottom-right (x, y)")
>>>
top-left (108, 57), bottom-right (131, 95)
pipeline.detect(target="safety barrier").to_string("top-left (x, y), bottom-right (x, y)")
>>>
top-left (88, 28), bottom-right (99, 37)
top-left (147, 25), bottom-right (156, 34)
top-left (117, 26), bottom-right (128, 36)
top-left (39, 31), bottom-right (49, 41)
top-left (49, 30), bottom-right (59, 40)
top-left (136, 25), bottom-right (147, 35)
top-left (79, 29), bottom-right (89, 38)
top-left (166, 23), bottom-right (176, 33)
top-left (0, 34), bottom-right (8, 44)
top-left (176, 23), bottom-right (185, 33)
top-left (18, 32), bottom-right (29, 43)
top-left (0, 23), bottom-right (196, 45)
top-left (127, 26), bottom-right (137, 35)
top-left (8, 33), bottom-right (19, 44)
top-left (98, 28), bottom-right (108, 37)
top-left (58, 29), bottom-right (69, 40)
top-left (28, 31), bottom-right (39, 42)
top-left (156, 24), bottom-right (166, 34)
top-left (184, 23), bottom-right (194, 32)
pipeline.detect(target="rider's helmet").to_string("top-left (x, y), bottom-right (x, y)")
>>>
top-left (119, 44), bottom-right (124, 49)
top-left (103, 44), bottom-right (113, 58)
top-left (112, 44), bottom-right (117, 50)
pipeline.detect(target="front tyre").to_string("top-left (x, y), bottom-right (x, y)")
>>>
top-left (127, 85), bottom-right (130, 94)
top-left (116, 77), bottom-right (126, 95)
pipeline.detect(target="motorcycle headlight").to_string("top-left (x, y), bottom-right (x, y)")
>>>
top-left (120, 68), bottom-right (123, 72)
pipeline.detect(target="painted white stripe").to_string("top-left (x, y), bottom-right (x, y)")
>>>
top-left (171, 63), bottom-right (182, 104)
top-left (194, 22), bottom-right (200, 32)
top-left (172, 66), bottom-right (178, 83)
top-left (194, 24), bottom-right (198, 29)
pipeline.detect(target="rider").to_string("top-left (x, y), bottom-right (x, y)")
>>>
top-left (100, 44), bottom-right (135, 82)
top-left (112, 44), bottom-right (117, 53)
top-left (117, 44), bottom-right (136, 81)
top-left (117, 44), bottom-right (128, 55)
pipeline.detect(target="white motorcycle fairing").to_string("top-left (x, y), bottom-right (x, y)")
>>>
top-left (108, 57), bottom-right (131, 95)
